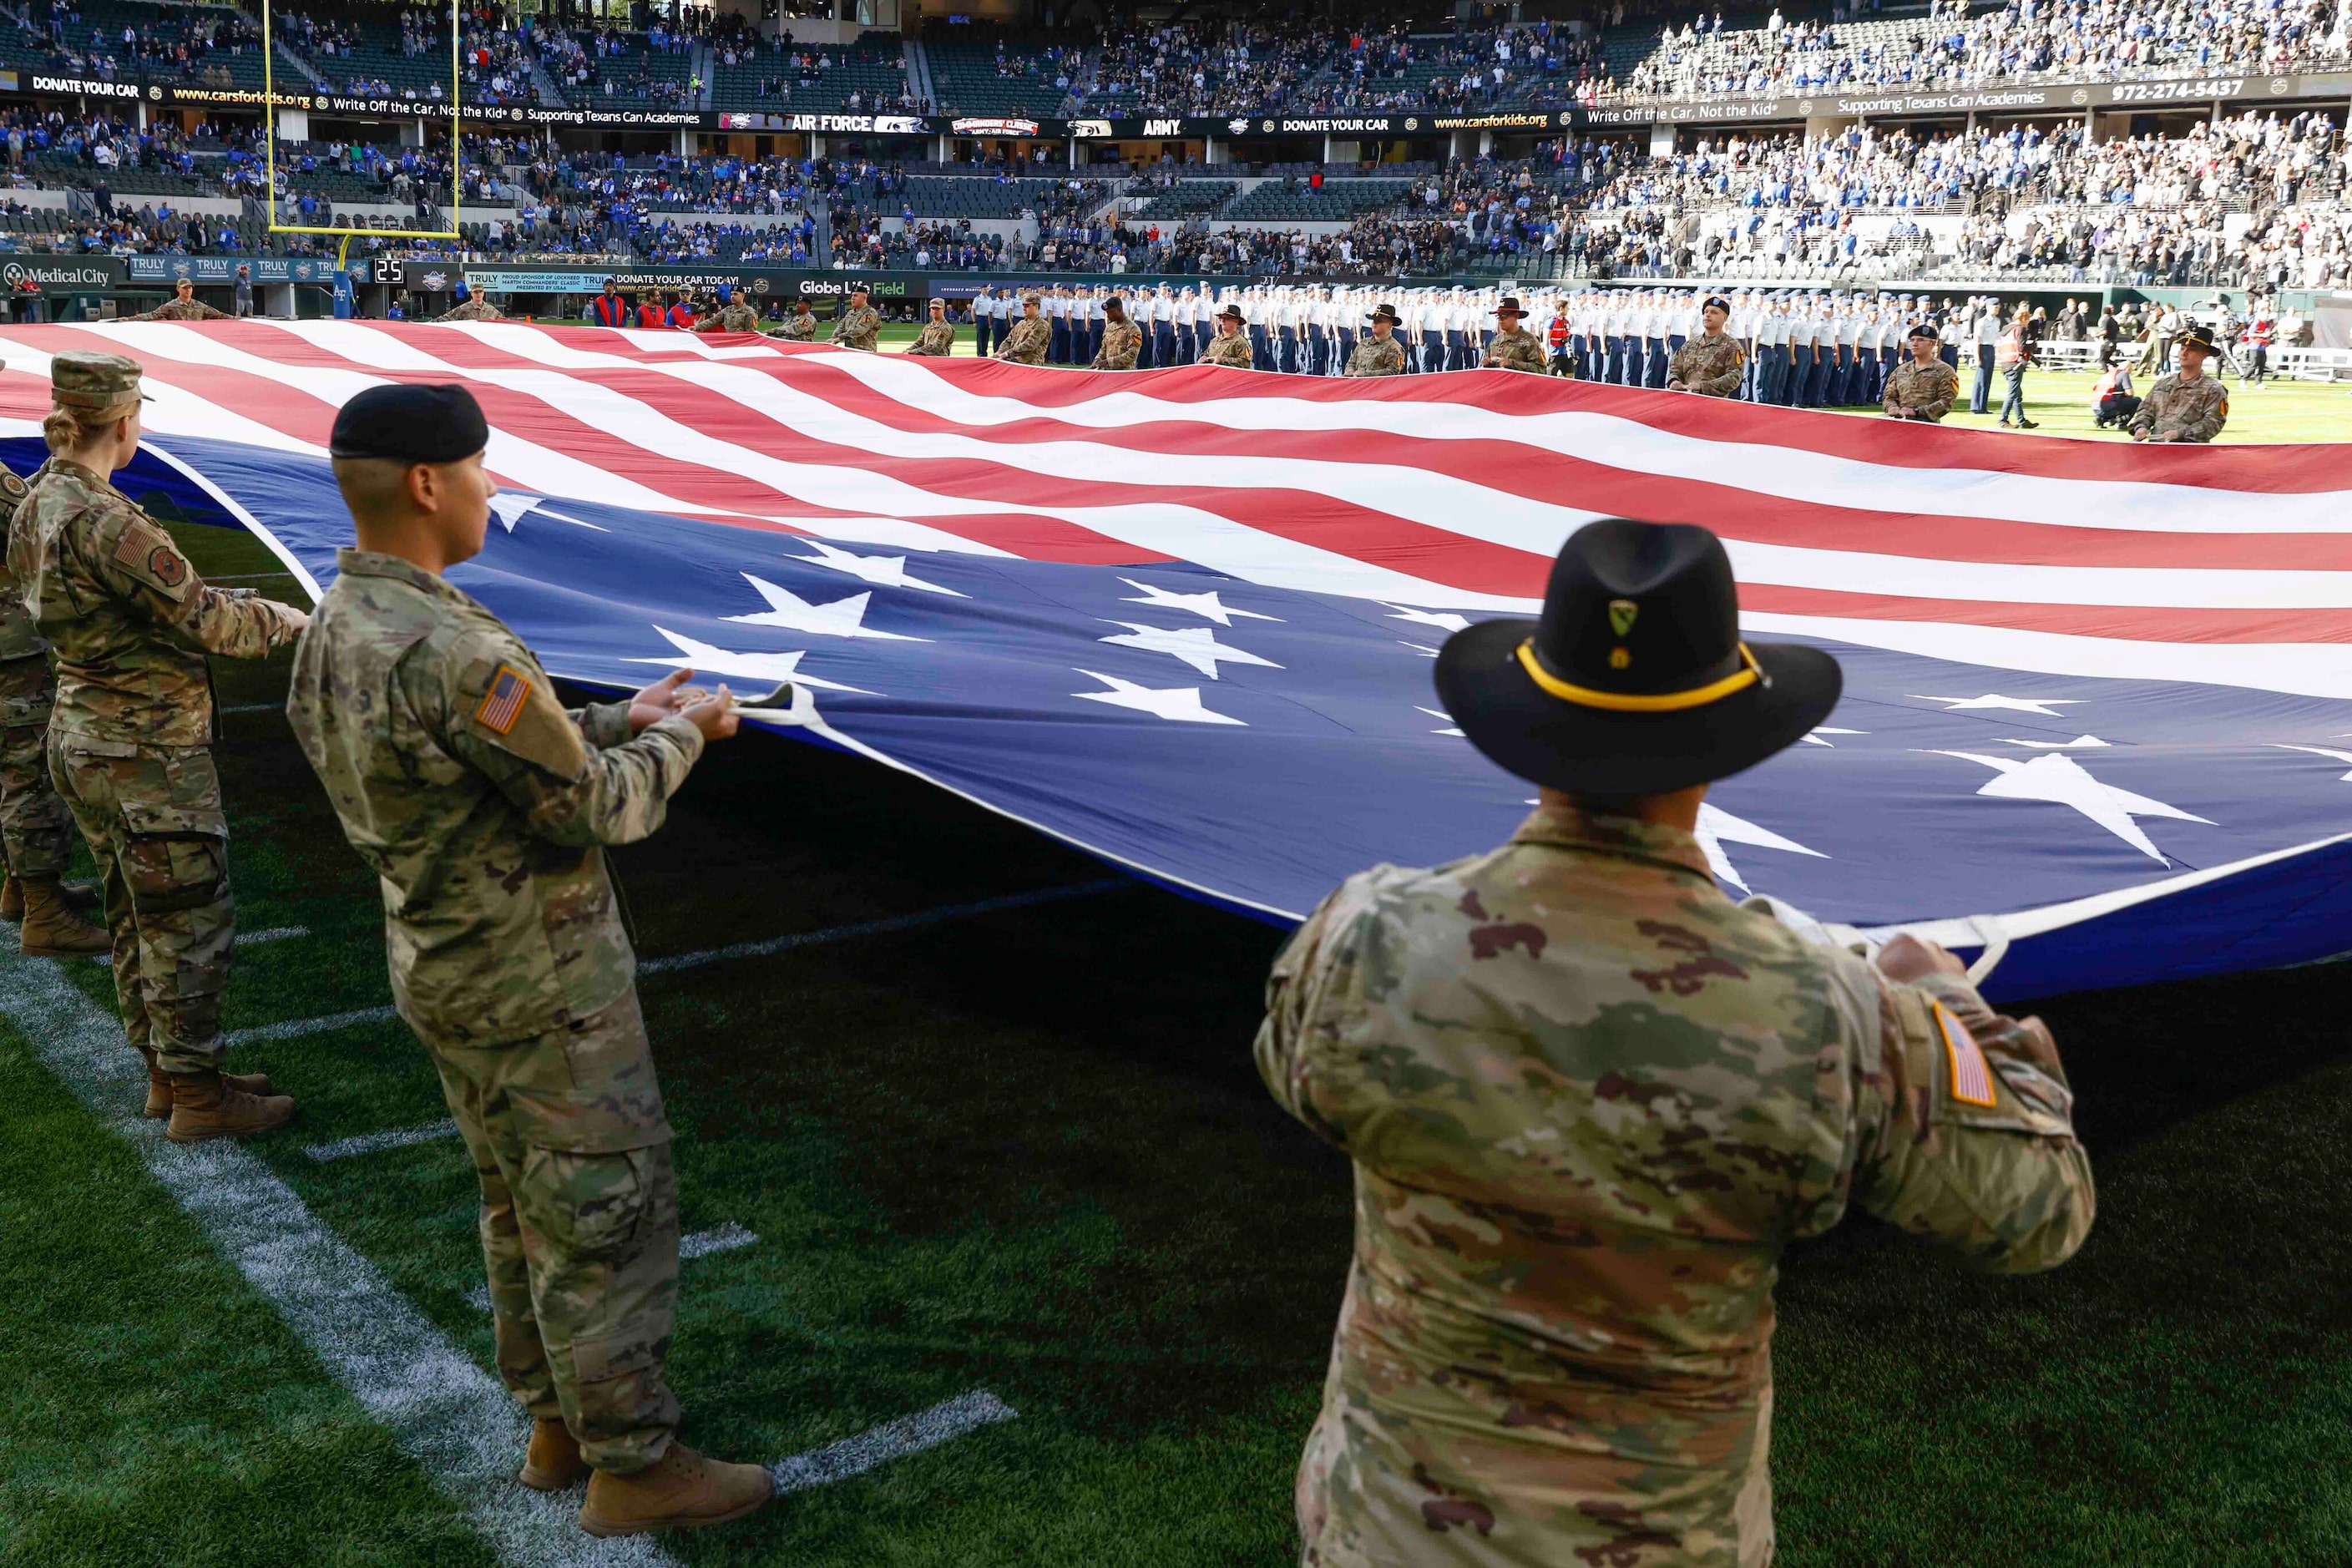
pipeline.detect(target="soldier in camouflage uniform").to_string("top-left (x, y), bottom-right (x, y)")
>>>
top-left (129, 278), bottom-right (230, 322)
top-left (904, 297), bottom-right (956, 357)
top-left (11, 352), bottom-right (306, 1137)
top-left (829, 285), bottom-right (882, 352)
top-left (1202, 305), bottom-right (1257, 368)
top-left (0, 440), bottom-right (108, 959)
top-left (1667, 295), bottom-right (1749, 397)
top-left (1345, 305), bottom-right (1409, 377)
top-left (994, 295), bottom-right (1052, 366)
top-left (1261, 518), bottom-right (2095, 1568)
top-left (693, 294), bottom-right (763, 335)
top-left (433, 294), bottom-right (505, 323)
top-left (286, 384), bottom-right (772, 1539)
top-left (1090, 296), bottom-right (1142, 370)
top-left (2131, 326), bottom-right (2230, 443)
top-left (1479, 298), bottom-right (1547, 374)
top-left (1883, 322), bottom-right (1961, 421)
top-left (777, 300), bottom-right (818, 341)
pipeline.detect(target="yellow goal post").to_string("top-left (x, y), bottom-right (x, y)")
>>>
top-left (260, 0), bottom-right (463, 240)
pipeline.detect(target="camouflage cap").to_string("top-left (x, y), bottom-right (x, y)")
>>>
top-left (51, 351), bottom-right (151, 411)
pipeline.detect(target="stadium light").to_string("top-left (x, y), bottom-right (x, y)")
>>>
top-left (260, 0), bottom-right (463, 242)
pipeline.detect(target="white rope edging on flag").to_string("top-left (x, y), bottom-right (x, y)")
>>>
top-left (771, 1391), bottom-right (1019, 1495)
top-left (304, 1118), bottom-right (462, 1165)
top-left (0, 948), bottom-right (683, 1568)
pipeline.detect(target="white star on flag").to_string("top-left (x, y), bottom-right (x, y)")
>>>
top-left (1399, 641), bottom-right (1442, 658)
top-left (1098, 621), bottom-right (1280, 679)
top-left (787, 539), bottom-right (964, 597)
top-left (625, 627), bottom-right (873, 692)
top-left (1694, 803), bottom-right (1828, 894)
top-left (2269, 743), bottom-right (2352, 781)
top-left (1801, 726), bottom-right (1866, 746)
top-left (1118, 578), bottom-right (1280, 626)
top-left (1415, 706), bottom-right (1464, 736)
top-left (1930, 751), bottom-right (2211, 863)
top-left (489, 493), bottom-right (606, 533)
top-left (1072, 670), bottom-right (1243, 725)
top-left (2002, 735), bottom-right (2110, 750)
top-left (1911, 694), bottom-right (2082, 716)
top-left (1381, 603), bottom-right (1471, 633)
top-left (723, 575), bottom-right (926, 640)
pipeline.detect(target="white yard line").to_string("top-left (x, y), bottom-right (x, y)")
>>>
top-left (240, 925), bottom-right (311, 945)
top-left (226, 1003), bottom-right (400, 1046)
top-left (0, 948), bottom-right (685, 1568)
top-left (220, 701), bottom-right (286, 715)
top-left (237, 881), bottom-right (1130, 1041)
top-left (678, 1222), bottom-right (758, 1261)
top-left (636, 880), bottom-right (1129, 975)
top-left (772, 1391), bottom-right (1019, 1495)
top-left (305, 1118), bottom-right (462, 1165)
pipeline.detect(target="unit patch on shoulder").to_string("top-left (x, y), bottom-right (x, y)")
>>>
top-left (474, 665), bottom-right (533, 736)
top-left (1934, 1001), bottom-right (1996, 1107)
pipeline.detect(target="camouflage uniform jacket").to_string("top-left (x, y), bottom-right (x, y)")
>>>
top-left (906, 321), bottom-right (956, 357)
top-left (1090, 320), bottom-right (1143, 370)
top-left (8, 459), bottom-right (302, 746)
top-left (1257, 804), bottom-right (2095, 1568)
top-left (1670, 330), bottom-right (1748, 397)
top-left (779, 312), bottom-right (818, 341)
top-left (1882, 358), bottom-right (1959, 421)
top-left (994, 315), bottom-right (1052, 365)
top-left (433, 298), bottom-right (504, 322)
top-left (131, 296), bottom-right (229, 321)
top-left (286, 549), bottom-right (706, 1048)
top-left (696, 304), bottom-right (762, 333)
top-left (2130, 372), bottom-right (2229, 443)
top-left (831, 305), bottom-right (883, 351)
top-left (1345, 336), bottom-right (1407, 377)
top-left (1480, 326), bottom-right (1547, 374)
top-left (1202, 331), bottom-right (1257, 368)
top-left (0, 463), bottom-right (40, 661)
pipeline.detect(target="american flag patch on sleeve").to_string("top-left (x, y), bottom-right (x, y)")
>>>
top-left (474, 665), bottom-right (532, 736)
top-left (1935, 1002), bottom-right (1997, 1108)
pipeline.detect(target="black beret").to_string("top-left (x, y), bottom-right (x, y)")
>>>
top-left (1703, 295), bottom-right (1732, 312)
top-left (330, 384), bottom-right (488, 464)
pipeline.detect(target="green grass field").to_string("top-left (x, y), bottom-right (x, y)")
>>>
top-left (8, 507), bottom-right (2352, 1566)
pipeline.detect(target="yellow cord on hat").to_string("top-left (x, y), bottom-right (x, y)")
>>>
top-left (1515, 640), bottom-right (1764, 712)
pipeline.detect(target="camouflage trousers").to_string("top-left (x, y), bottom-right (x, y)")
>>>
top-left (0, 655), bottom-right (71, 878)
top-left (422, 988), bottom-right (682, 1474)
top-left (48, 731), bottom-right (234, 1075)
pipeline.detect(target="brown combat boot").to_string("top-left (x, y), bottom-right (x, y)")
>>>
top-left (579, 1444), bottom-right (774, 1537)
top-left (18, 876), bottom-right (109, 958)
top-left (5, 873), bottom-right (100, 924)
top-left (520, 1417), bottom-right (589, 1492)
top-left (139, 1047), bottom-right (274, 1120)
top-left (164, 1071), bottom-right (296, 1145)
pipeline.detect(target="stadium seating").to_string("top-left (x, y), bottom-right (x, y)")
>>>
top-left (1222, 178), bottom-right (1410, 223)
top-left (710, 29), bottom-right (906, 113)
top-left (926, 36), bottom-right (1069, 116)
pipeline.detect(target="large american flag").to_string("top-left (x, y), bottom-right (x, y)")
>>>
top-left (5, 319), bottom-right (2345, 999)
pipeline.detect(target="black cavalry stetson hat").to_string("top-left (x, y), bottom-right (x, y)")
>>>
top-left (1435, 520), bottom-right (1843, 796)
